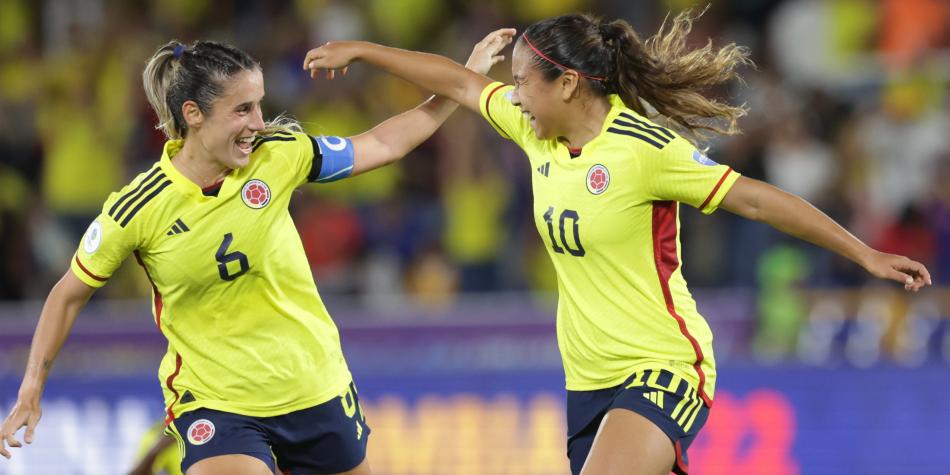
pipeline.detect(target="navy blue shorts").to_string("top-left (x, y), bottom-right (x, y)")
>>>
top-left (168, 381), bottom-right (369, 474)
top-left (567, 369), bottom-right (709, 475)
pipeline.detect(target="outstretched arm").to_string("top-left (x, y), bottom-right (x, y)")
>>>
top-left (322, 29), bottom-right (515, 177)
top-left (721, 176), bottom-right (932, 291)
top-left (303, 31), bottom-right (511, 115)
top-left (1, 271), bottom-right (97, 459)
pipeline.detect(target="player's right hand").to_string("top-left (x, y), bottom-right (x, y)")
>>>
top-left (464, 28), bottom-right (517, 75)
top-left (303, 41), bottom-right (364, 80)
top-left (0, 398), bottom-right (41, 459)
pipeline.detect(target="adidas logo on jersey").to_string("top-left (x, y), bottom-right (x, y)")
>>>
top-left (166, 218), bottom-right (190, 236)
top-left (643, 391), bottom-right (664, 409)
top-left (537, 162), bottom-right (550, 177)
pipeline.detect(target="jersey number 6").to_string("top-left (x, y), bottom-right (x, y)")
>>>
top-left (216, 233), bottom-right (250, 281)
top-left (543, 206), bottom-right (585, 257)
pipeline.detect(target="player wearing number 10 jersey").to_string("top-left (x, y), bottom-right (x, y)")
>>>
top-left (1, 33), bottom-right (516, 474)
top-left (305, 9), bottom-right (932, 475)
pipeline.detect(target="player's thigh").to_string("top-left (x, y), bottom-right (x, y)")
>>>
top-left (580, 408), bottom-right (674, 475)
top-left (186, 454), bottom-right (274, 475)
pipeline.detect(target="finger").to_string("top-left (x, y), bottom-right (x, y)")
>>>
top-left (4, 432), bottom-right (20, 449)
top-left (302, 49), bottom-right (321, 70)
top-left (24, 425), bottom-right (34, 444)
top-left (326, 69), bottom-right (335, 80)
top-left (887, 269), bottom-right (915, 286)
top-left (342, 66), bottom-right (348, 76)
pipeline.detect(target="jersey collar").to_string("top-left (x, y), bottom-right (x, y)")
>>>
top-left (159, 140), bottom-right (238, 201)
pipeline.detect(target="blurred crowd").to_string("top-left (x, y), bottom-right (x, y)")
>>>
top-left (0, 0), bottom-right (947, 312)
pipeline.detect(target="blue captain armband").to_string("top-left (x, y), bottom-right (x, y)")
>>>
top-left (308, 135), bottom-right (355, 183)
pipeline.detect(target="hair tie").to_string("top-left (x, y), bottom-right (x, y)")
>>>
top-left (521, 33), bottom-right (605, 81)
top-left (173, 44), bottom-right (185, 59)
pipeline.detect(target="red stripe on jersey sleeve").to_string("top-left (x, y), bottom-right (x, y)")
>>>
top-left (698, 168), bottom-right (733, 211)
top-left (485, 84), bottom-right (508, 134)
top-left (74, 255), bottom-right (107, 282)
top-left (652, 201), bottom-right (712, 407)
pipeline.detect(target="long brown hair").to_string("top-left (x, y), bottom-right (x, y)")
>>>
top-left (520, 10), bottom-right (752, 141)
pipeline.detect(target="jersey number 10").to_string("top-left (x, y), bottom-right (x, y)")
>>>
top-left (543, 206), bottom-right (585, 257)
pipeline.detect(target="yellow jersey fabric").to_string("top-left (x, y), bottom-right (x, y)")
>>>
top-left (71, 131), bottom-right (352, 422)
top-left (480, 83), bottom-right (740, 405)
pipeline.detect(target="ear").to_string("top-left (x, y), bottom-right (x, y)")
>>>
top-left (181, 100), bottom-right (204, 129)
top-left (559, 70), bottom-right (580, 101)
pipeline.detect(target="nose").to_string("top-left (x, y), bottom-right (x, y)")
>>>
top-left (249, 104), bottom-right (265, 131)
top-left (510, 88), bottom-right (521, 106)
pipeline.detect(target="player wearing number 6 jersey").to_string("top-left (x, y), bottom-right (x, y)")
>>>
top-left (303, 10), bottom-right (933, 475)
top-left (0, 32), bottom-right (515, 475)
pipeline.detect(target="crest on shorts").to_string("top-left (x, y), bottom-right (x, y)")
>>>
top-left (241, 179), bottom-right (271, 209)
top-left (83, 220), bottom-right (103, 254)
top-left (187, 419), bottom-right (216, 446)
top-left (586, 164), bottom-right (610, 195)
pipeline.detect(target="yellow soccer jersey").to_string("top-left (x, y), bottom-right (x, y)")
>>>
top-left (480, 83), bottom-right (740, 405)
top-left (71, 131), bottom-right (355, 422)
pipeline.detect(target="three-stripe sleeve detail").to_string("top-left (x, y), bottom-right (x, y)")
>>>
top-left (108, 166), bottom-right (172, 228)
top-left (606, 112), bottom-right (676, 149)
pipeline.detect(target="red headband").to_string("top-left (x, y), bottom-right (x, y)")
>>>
top-left (521, 33), bottom-right (605, 81)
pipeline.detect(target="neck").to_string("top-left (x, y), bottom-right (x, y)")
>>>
top-left (174, 139), bottom-right (230, 188)
top-left (559, 96), bottom-right (612, 149)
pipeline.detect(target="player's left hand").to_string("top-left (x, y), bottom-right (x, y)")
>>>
top-left (303, 41), bottom-right (363, 80)
top-left (862, 250), bottom-right (932, 292)
top-left (464, 28), bottom-right (517, 75)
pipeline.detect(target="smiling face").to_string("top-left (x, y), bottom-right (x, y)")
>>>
top-left (184, 68), bottom-right (266, 170)
top-left (510, 40), bottom-right (567, 140)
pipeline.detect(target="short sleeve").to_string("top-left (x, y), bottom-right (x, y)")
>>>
top-left (478, 82), bottom-right (532, 148)
top-left (642, 137), bottom-right (741, 214)
top-left (71, 213), bottom-right (138, 288)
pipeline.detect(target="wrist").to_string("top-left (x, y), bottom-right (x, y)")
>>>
top-left (17, 385), bottom-right (42, 404)
top-left (855, 246), bottom-right (877, 269)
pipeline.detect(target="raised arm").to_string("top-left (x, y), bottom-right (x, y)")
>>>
top-left (310, 29), bottom-right (514, 177)
top-left (721, 176), bottom-right (932, 291)
top-left (1, 271), bottom-right (97, 459)
top-left (302, 32), bottom-right (510, 115)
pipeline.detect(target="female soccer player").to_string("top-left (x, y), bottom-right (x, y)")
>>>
top-left (0, 30), bottom-right (514, 475)
top-left (302, 12), bottom-right (933, 475)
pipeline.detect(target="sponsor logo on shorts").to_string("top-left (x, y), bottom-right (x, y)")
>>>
top-left (187, 419), bottom-right (215, 446)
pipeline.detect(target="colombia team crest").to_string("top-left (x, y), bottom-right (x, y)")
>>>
top-left (586, 164), bottom-right (610, 195)
top-left (187, 419), bottom-right (216, 445)
top-left (241, 179), bottom-right (271, 209)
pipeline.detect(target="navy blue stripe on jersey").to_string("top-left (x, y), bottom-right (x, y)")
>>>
top-left (606, 127), bottom-right (667, 149)
top-left (175, 218), bottom-right (190, 232)
top-left (617, 112), bottom-right (675, 140)
top-left (111, 172), bottom-right (168, 224)
top-left (120, 179), bottom-right (172, 227)
top-left (252, 135), bottom-right (295, 152)
top-left (109, 166), bottom-right (162, 219)
top-left (307, 135), bottom-right (324, 183)
top-left (612, 119), bottom-right (672, 145)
